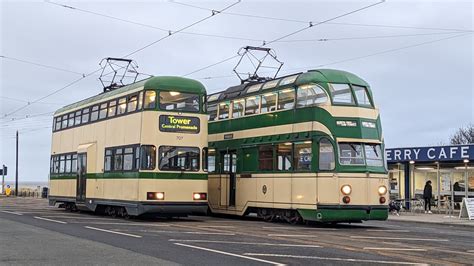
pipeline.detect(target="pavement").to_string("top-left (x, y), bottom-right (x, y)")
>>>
top-left (388, 212), bottom-right (474, 227)
top-left (1, 197), bottom-right (474, 265)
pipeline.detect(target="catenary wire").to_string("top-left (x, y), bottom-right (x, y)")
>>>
top-left (0, 55), bottom-right (85, 76)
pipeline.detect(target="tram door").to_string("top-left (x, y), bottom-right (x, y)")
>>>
top-left (76, 153), bottom-right (87, 203)
top-left (221, 150), bottom-right (237, 207)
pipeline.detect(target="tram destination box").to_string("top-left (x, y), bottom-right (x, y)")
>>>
top-left (159, 115), bottom-right (200, 134)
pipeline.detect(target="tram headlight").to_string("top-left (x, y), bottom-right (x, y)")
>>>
top-left (156, 192), bottom-right (165, 200)
top-left (147, 192), bottom-right (165, 200)
top-left (378, 185), bottom-right (387, 195)
top-left (193, 193), bottom-right (207, 200)
top-left (341, 185), bottom-right (352, 195)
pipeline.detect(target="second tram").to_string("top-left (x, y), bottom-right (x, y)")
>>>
top-left (206, 69), bottom-right (388, 223)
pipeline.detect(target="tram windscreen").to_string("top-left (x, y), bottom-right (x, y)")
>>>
top-left (338, 143), bottom-right (364, 165)
top-left (159, 146), bottom-right (200, 171)
top-left (364, 144), bottom-right (383, 166)
top-left (159, 91), bottom-right (200, 112)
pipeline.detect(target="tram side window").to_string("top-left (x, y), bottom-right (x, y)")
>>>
top-left (277, 143), bottom-right (292, 171)
top-left (108, 100), bottom-right (117, 118)
top-left (353, 85), bottom-right (372, 107)
top-left (74, 110), bottom-right (81, 125)
top-left (99, 102), bottom-right (108, 120)
top-left (59, 155), bottom-right (65, 173)
top-left (258, 145), bottom-right (274, 171)
top-left (338, 143), bottom-right (364, 165)
top-left (117, 98), bottom-right (127, 115)
top-left (104, 149), bottom-right (113, 172)
top-left (297, 84), bottom-right (328, 108)
top-left (82, 108), bottom-right (90, 124)
top-left (68, 113), bottom-right (74, 127)
top-left (206, 149), bottom-right (216, 173)
top-left (61, 115), bottom-right (68, 129)
top-left (364, 144), bottom-right (383, 167)
top-left (159, 91), bottom-right (199, 112)
top-left (90, 105), bottom-right (99, 121)
top-left (319, 139), bottom-right (335, 170)
top-left (127, 95), bottom-right (138, 113)
top-left (137, 91), bottom-right (144, 110)
top-left (261, 93), bottom-right (277, 113)
top-left (55, 117), bottom-right (62, 131)
top-left (140, 145), bottom-right (156, 170)
top-left (114, 148), bottom-right (124, 171)
top-left (245, 96), bottom-right (260, 115)
top-left (232, 100), bottom-right (244, 118)
top-left (218, 102), bottom-right (230, 120)
top-left (159, 146), bottom-right (200, 171)
top-left (53, 156), bottom-right (60, 173)
top-left (123, 147), bottom-right (135, 171)
top-left (277, 89), bottom-right (295, 110)
top-left (295, 142), bottom-right (312, 171)
top-left (65, 154), bottom-right (72, 173)
top-left (144, 90), bottom-right (156, 109)
top-left (329, 83), bottom-right (354, 104)
top-left (72, 154), bottom-right (77, 172)
top-left (208, 103), bottom-right (218, 121)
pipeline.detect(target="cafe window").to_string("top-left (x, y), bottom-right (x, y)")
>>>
top-left (90, 105), bottom-right (99, 121)
top-left (127, 95), bottom-right (138, 113)
top-left (261, 93), bottom-right (277, 113)
top-left (140, 145), bottom-right (156, 170)
top-left (245, 96), bottom-right (260, 115)
top-left (159, 91), bottom-right (199, 112)
top-left (258, 145), bottom-right (274, 171)
top-left (81, 108), bottom-right (90, 123)
top-left (295, 142), bottom-right (312, 171)
top-left (117, 98), bottom-right (127, 115)
top-left (329, 83), bottom-right (354, 104)
top-left (277, 88), bottom-right (295, 110)
top-left (99, 102), bottom-right (108, 120)
top-left (232, 99), bottom-right (244, 118)
top-left (277, 143), bottom-right (292, 171)
top-left (144, 90), bottom-right (156, 109)
top-left (297, 84), bottom-right (328, 108)
top-left (108, 100), bottom-right (117, 118)
top-left (74, 110), bottom-right (82, 125)
top-left (338, 142), bottom-right (365, 165)
top-left (159, 146), bottom-right (200, 171)
top-left (208, 103), bottom-right (218, 121)
top-left (319, 138), bottom-right (335, 170)
top-left (218, 102), bottom-right (230, 120)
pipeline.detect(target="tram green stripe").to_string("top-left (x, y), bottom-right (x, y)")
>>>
top-left (50, 172), bottom-right (207, 180)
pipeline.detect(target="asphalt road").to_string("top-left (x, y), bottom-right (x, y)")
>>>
top-left (1, 197), bottom-right (473, 265)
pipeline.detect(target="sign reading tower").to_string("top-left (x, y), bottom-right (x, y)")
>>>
top-left (159, 115), bottom-right (200, 134)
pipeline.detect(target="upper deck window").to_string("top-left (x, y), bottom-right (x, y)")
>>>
top-left (232, 99), bottom-right (244, 118)
top-left (277, 88), bottom-right (295, 110)
top-left (279, 75), bottom-right (298, 86)
top-left (218, 102), bottom-right (230, 119)
top-left (99, 102), bottom-right (108, 120)
top-left (117, 98), bottom-right (127, 115)
top-left (108, 100), bottom-right (117, 118)
top-left (208, 103), bottom-right (218, 121)
top-left (364, 144), bottom-right (383, 166)
top-left (245, 95), bottom-right (260, 115)
top-left (90, 105), bottom-right (99, 121)
top-left (329, 83), bottom-right (354, 105)
top-left (262, 79), bottom-right (279, 90)
top-left (81, 108), bottom-right (90, 123)
top-left (127, 95), bottom-right (138, 113)
top-left (338, 143), bottom-right (364, 165)
top-left (144, 90), bottom-right (156, 109)
top-left (207, 93), bottom-right (221, 102)
top-left (261, 92), bottom-right (277, 113)
top-left (297, 84), bottom-right (328, 108)
top-left (353, 85), bottom-right (372, 107)
top-left (246, 84), bottom-right (262, 94)
top-left (159, 91), bottom-right (199, 112)
top-left (61, 114), bottom-right (68, 128)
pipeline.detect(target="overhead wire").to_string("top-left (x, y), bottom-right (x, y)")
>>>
top-left (0, 96), bottom-right (63, 105)
top-left (0, 55), bottom-right (85, 76)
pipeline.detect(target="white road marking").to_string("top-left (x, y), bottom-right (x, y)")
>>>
top-left (85, 226), bottom-right (142, 238)
top-left (467, 250), bottom-right (474, 253)
top-left (0, 210), bottom-right (23, 215)
top-left (143, 230), bottom-right (235, 236)
top-left (34, 216), bottom-right (67, 224)
top-left (169, 239), bottom-right (322, 248)
top-left (267, 234), bottom-right (322, 237)
top-left (363, 247), bottom-right (427, 251)
top-left (174, 243), bottom-right (285, 265)
top-left (70, 222), bottom-right (170, 227)
top-left (351, 236), bottom-right (449, 242)
top-left (197, 225), bottom-right (235, 228)
top-left (262, 226), bottom-right (336, 231)
top-left (366, 229), bottom-right (410, 232)
top-left (243, 253), bottom-right (427, 265)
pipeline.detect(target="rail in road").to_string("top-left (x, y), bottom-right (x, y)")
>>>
top-left (1, 197), bottom-right (473, 265)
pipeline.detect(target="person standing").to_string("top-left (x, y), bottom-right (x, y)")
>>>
top-left (423, 180), bottom-right (433, 214)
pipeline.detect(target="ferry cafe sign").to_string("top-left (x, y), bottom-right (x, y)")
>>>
top-left (385, 145), bottom-right (473, 163)
top-left (159, 115), bottom-right (200, 134)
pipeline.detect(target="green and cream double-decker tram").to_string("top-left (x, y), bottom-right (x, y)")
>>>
top-left (49, 76), bottom-right (208, 217)
top-left (206, 69), bottom-right (388, 223)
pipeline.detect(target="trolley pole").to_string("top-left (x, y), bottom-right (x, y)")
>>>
top-left (15, 130), bottom-right (19, 196)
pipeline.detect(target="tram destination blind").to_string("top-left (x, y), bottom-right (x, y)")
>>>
top-left (459, 198), bottom-right (474, 220)
top-left (159, 115), bottom-right (200, 134)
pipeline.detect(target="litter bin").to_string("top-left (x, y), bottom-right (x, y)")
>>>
top-left (42, 187), bottom-right (49, 198)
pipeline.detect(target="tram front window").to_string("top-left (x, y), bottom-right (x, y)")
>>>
top-left (159, 146), bottom-right (200, 171)
top-left (364, 144), bottom-right (383, 167)
top-left (338, 143), bottom-right (364, 165)
top-left (159, 91), bottom-right (199, 112)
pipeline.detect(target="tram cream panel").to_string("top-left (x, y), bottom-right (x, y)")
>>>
top-left (236, 175), bottom-right (257, 209)
top-left (320, 106), bottom-right (380, 120)
top-left (137, 179), bottom-right (208, 202)
top-left (86, 179), bottom-right (138, 201)
top-left (50, 180), bottom-right (76, 197)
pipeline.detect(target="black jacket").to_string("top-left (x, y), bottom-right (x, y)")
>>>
top-left (423, 183), bottom-right (432, 198)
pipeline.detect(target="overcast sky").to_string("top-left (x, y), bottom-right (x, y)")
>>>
top-left (1, 0), bottom-right (472, 183)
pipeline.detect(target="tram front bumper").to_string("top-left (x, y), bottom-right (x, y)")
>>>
top-left (298, 205), bottom-right (389, 223)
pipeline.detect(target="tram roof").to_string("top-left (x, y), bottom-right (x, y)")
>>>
top-left (54, 76), bottom-right (206, 115)
top-left (208, 69), bottom-right (369, 103)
